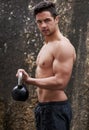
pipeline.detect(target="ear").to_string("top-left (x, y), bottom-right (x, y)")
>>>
top-left (55, 15), bottom-right (59, 24)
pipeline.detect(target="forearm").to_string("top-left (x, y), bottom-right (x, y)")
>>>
top-left (26, 76), bottom-right (64, 90)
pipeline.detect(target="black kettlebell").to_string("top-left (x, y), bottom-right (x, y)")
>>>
top-left (12, 72), bottom-right (29, 101)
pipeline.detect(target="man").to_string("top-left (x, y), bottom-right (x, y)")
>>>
top-left (16, 1), bottom-right (76, 130)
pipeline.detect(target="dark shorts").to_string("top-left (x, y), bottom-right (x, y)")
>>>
top-left (34, 100), bottom-right (72, 130)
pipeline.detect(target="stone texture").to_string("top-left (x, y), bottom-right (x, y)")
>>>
top-left (0, 0), bottom-right (89, 130)
top-left (67, 0), bottom-right (89, 130)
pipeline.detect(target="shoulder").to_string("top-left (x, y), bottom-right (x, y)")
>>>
top-left (61, 37), bottom-right (75, 54)
top-left (54, 36), bottom-right (76, 62)
top-left (61, 37), bottom-right (76, 63)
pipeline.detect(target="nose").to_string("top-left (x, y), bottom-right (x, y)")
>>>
top-left (41, 21), bottom-right (47, 28)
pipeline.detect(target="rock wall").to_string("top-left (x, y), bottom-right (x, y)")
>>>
top-left (68, 0), bottom-right (89, 130)
top-left (0, 0), bottom-right (89, 130)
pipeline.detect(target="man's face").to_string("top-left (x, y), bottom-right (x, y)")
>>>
top-left (35, 11), bottom-right (58, 36)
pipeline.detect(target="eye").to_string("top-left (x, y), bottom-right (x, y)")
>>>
top-left (36, 20), bottom-right (42, 24)
top-left (44, 18), bottom-right (51, 23)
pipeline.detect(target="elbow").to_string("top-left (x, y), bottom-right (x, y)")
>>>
top-left (56, 78), bottom-right (67, 90)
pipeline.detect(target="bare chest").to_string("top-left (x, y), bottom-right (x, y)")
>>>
top-left (36, 45), bottom-right (54, 68)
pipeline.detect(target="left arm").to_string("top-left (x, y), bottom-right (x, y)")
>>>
top-left (26, 56), bottom-right (74, 90)
top-left (16, 48), bottom-right (75, 90)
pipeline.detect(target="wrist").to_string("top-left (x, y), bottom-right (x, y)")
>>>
top-left (25, 77), bottom-right (33, 84)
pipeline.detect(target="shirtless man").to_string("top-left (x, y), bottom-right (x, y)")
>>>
top-left (16, 1), bottom-right (76, 130)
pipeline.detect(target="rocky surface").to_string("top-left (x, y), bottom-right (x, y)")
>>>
top-left (0, 0), bottom-right (89, 130)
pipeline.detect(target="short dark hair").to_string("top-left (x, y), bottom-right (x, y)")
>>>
top-left (33, 1), bottom-right (58, 18)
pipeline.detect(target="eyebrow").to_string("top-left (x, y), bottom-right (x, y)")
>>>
top-left (36, 17), bottom-right (52, 22)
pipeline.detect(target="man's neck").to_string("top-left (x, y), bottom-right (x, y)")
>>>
top-left (44, 29), bottom-right (63, 43)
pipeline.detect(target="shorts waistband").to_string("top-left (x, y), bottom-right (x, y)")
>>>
top-left (38, 100), bottom-right (69, 106)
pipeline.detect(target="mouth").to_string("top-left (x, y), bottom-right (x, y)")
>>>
top-left (42, 29), bottom-right (49, 34)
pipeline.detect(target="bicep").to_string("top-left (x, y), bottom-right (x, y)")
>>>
top-left (53, 58), bottom-right (73, 85)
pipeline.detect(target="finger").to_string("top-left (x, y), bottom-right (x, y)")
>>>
top-left (16, 69), bottom-right (24, 77)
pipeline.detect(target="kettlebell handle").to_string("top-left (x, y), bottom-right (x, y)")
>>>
top-left (18, 72), bottom-right (23, 86)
